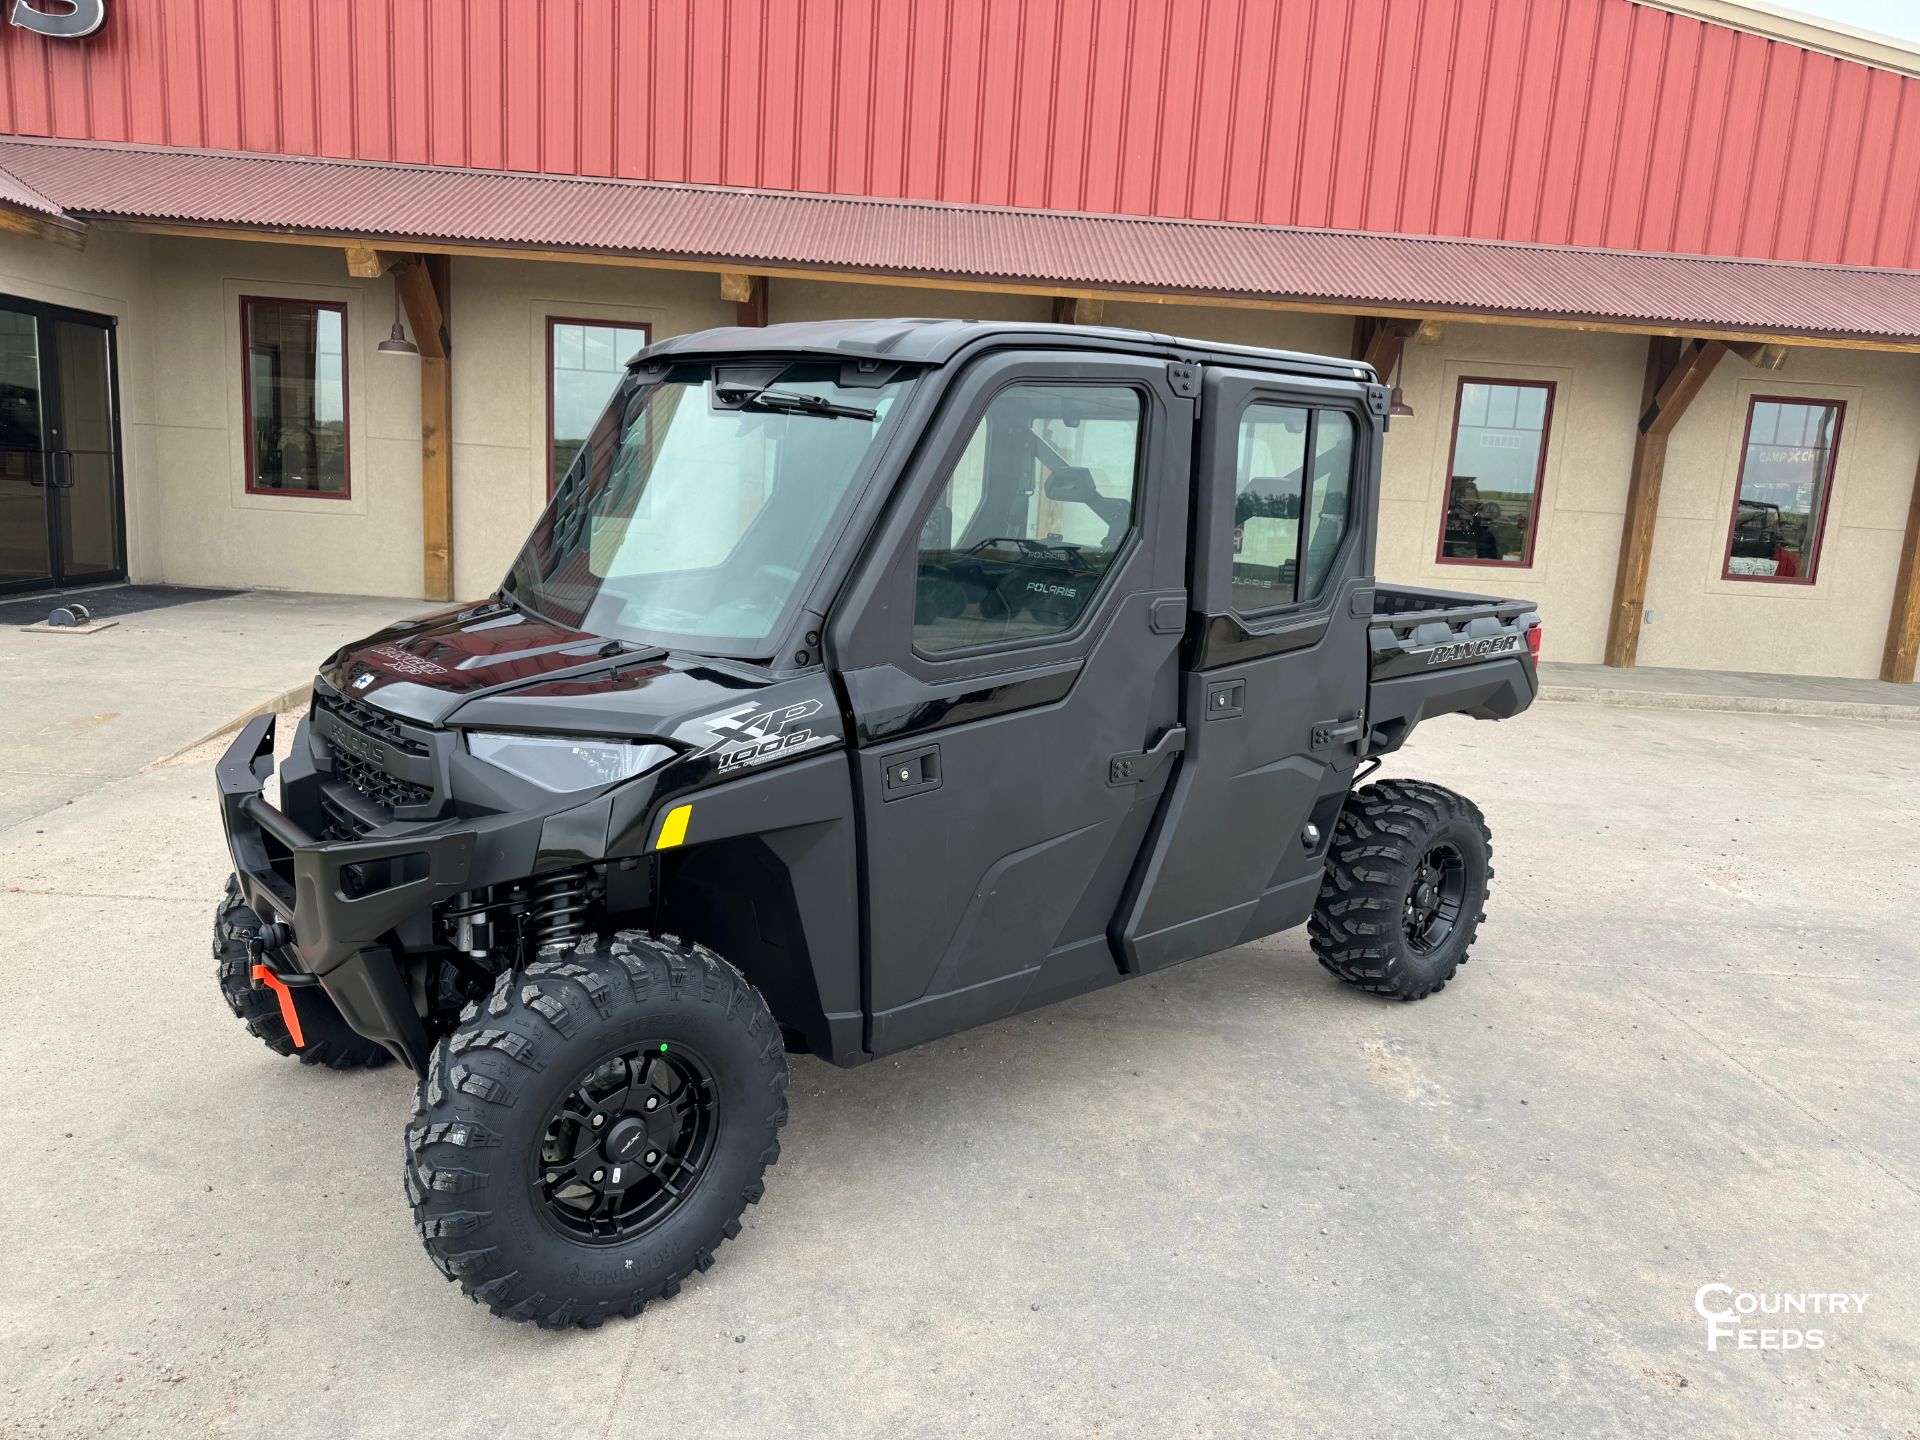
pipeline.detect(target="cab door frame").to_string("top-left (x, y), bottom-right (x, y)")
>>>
top-left (826, 347), bottom-right (1194, 1054)
top-left (1116, 368), bottom-right (1383, 972)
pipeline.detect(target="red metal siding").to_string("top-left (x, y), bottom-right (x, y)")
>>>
top-left (4, 0), bottom-right (1920, 268)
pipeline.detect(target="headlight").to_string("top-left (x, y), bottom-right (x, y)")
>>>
top-left (466, 732), bottom-right (675, 792)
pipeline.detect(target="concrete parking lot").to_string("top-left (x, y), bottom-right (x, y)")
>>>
top-left (1, 613), bottom-right (1916, 1437)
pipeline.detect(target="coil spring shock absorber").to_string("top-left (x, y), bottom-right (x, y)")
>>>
top-left (531, 869), bottom-right (592, 951)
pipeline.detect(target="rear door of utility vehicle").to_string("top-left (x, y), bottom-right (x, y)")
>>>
top-left (1116, 370), bottom-right (1379, 968)
top-left (827, 350), bottom-right (1193, 1054)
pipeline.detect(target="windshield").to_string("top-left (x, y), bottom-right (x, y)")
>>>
top-left (503, 361), bottom-right (914, 655)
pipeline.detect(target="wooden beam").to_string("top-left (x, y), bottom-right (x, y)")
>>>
top-left (1051, 296), bottom-right (1105, 325)
top-left (734, 273), bottom-right (768, 327)
top-left (719, 270), bottom-right (756, 304)
top-left (344, 243), bottom-right (393, 278)
top-left (0, 204), bottom-right (87, 249)
top-left (103, 221), bottom-right (1920, 355)
top-left (387, 255), bottom-right (454, 600)
top-left (391, 257), bottom-right (448, 359)
top-left (1359, 318), bottom-right (1417, 380)
top-left (1882, 444), bottom-right (1920, 683)
top-left (1605, 338), bottom-right (1728, 667)
top-left (1725, 340), bottom-right (1788, 370)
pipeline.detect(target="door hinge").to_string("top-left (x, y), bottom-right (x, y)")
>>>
top-left (1166, 360), bottom-right (1200, 405)
top-left (1109, 726), bottom-right (1187, 786)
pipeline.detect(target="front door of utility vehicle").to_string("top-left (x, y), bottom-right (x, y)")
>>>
top-left (827, 352), bottom-right (1193, 1054)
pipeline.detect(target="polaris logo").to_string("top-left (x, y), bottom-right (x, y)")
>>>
top-left (1426, 634), bottom-right (1520, 666)
top-left (329, 726), bottom-right (389, 768)
top-left (1026, 582), bottom-right (1080, 598)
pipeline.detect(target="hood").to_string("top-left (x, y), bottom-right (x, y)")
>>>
top-left (317, 602), bottom-right (844, 760)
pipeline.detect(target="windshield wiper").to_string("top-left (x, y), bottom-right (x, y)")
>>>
top-left (713, 384), bottom-right (876, 421)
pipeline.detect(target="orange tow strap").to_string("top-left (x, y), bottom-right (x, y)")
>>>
top-left (251, 964), bottom-right (306, 1049)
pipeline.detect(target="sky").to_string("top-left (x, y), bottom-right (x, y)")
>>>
top-left (1779, 0), bottom-right (1920, 44)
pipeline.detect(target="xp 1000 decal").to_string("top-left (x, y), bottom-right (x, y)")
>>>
top-left (685, 697), bottom-right (837, 773)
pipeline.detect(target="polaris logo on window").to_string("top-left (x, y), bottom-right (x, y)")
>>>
top-left (9, 0), bottom-right (106, 38)
top-left (1425, 634), bottom-right (1521, 666)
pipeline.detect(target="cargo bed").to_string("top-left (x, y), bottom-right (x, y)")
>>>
top-left (1364, 583), bottom-right (1541, 755)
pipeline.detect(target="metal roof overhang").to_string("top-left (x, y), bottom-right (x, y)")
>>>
top-left (3, 137), bottom-right (1920, 351)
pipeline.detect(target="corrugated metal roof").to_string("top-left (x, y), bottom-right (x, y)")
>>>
top-left (0, 158), bottom-right (72, 221)
top-left (8, 0), bottom-right (1920, 271)
top-left (4, 139), bottom-right (1920, 346)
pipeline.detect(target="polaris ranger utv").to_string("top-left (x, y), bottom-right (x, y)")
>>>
top-left (215, 319), bottom-right (1540, 1329)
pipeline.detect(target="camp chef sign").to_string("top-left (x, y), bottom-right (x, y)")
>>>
top-left (9, 1), bottom-right (105, 39)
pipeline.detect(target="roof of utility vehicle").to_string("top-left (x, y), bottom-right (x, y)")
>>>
top-left (640, 318), bottom-right (1380, 383)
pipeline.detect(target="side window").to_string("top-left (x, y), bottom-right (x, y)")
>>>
top-left (914, 382), bottom-right (1142, 654)
top-left (1231, 404), bottom-right (1356, 612)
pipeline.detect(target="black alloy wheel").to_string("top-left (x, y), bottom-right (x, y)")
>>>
top-left (1402, 841), bottom-right (1467, 955)
top-left (537, 1044), bottom-right (720, 1244)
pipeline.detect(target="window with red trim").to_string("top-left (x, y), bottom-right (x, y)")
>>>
top-left (1436, 378), bottom-right (1553, 567)
top-left (242, 297), bottom-right (349, 498)
top-left (1723, 397), bottom-right (1842, 584)
top-left (548, 318), bottom-right (651, 494)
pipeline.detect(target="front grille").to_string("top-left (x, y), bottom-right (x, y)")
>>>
top-left (333, 751), bottom-right (434, 810)
top-left (317, 693), bottom-right (430, 756)
top-left (319, 789), bottom-right (377, 841)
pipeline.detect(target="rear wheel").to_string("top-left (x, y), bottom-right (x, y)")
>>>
top-left (213, 877), bottom-right (392, 1069)
top-left (1308, 779), bottom-right (1492, 1001)
top-left (405, 932), bottom-right (789, 1329)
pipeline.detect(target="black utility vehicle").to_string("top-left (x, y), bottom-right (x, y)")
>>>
top-left (215, 320), bottom-right (1540, 1329)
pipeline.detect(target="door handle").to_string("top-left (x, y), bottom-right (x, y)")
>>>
top-left (51, 450), bottom-right (75, 489)
top-left (879, 743), bottom-right (941, 801)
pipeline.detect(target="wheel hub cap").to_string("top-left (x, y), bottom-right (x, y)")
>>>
top-left (536, 1046), bottom-right (718, 1244)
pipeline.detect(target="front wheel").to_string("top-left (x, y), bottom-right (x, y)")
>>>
top-left (406, 932), bottom-right (790, 1329)
top-left (1308, 779), bottom-right (1492, 1001)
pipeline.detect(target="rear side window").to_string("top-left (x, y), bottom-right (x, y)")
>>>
top-left (914, 382), bottom-right (1142, 654)
top-left (1231, 404), bottom-right (1356, 612)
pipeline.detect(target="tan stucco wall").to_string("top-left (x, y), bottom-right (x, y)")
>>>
top-left (1376, 322), bottom-right (1650, 664)
top-left (136, 236), bottom-right (426, 597)
top-left (1638, 345), bottom-right (1920, 677)
top-left (5, 231), bottom-right (1914, 679)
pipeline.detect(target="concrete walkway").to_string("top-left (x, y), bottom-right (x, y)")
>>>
top-left (0, 587), bottom-right (424, 831)
top-left (1538, 660), bottom-right (1920, 722)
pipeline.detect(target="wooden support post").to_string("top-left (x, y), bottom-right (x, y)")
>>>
top-left (392, 256), bottom-right (454, 601)
top-left (735, 274), bottom-right (768, 327)
top-left (1882, 446), bottom-right (1920, 683)
top-left (1352, 317), bottom-right (1416, 381)
top-left (1603, 337), bottom-right (1727, 668)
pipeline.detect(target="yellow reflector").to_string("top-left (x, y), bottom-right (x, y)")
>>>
top-left (656, 804), bottom-right (692, 850)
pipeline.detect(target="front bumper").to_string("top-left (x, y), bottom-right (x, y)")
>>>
top-left (216, 713), bottom-right (484, 1071)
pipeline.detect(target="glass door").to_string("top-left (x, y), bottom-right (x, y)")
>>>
top-left (0, 304), bottom-right (52, 590)
top-left (0, 297), bottom-right (125, 594)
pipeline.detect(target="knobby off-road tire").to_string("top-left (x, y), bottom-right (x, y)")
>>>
top-left (406, 932), bottom-right (789, 1330)
top-left (1309, 779), bottom-right (1492, 1001)
top-left (214, 877), bottom-right (392, 1069)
